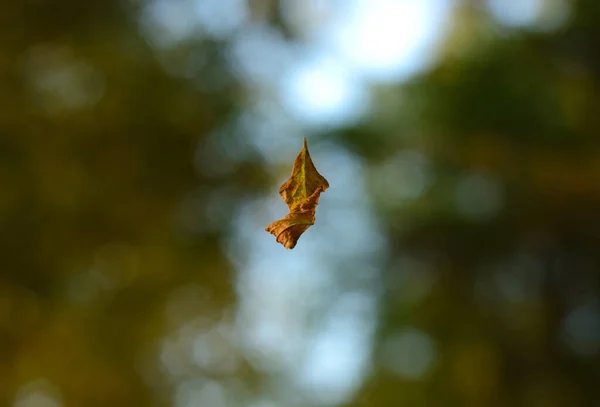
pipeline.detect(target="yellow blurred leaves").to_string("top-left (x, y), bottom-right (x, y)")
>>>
top-left (15, 309), bottom-right (133, 404)
top-left (451, 341), bottom-right (501, 405)
top-left (265, 138), bottom-right (329, 249)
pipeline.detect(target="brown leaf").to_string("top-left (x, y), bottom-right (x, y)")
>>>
top-left (265, 138), bottom-right (329, 249)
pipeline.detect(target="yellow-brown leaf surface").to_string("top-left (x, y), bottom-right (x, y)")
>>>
top-left (265, 138), bottom-right (329, 249)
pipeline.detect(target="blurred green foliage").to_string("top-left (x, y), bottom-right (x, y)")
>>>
top-left (1, 0), bottom-right (600, 406)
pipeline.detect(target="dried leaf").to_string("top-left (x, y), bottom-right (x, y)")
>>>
top-left (265, 138), bottom-right (329, 249)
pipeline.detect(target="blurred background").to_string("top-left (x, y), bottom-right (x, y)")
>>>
top-left (2, 0), bottom-right (600, 406)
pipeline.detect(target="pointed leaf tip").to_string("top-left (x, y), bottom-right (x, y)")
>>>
top-left (265, 138), bottom-right (329, 249)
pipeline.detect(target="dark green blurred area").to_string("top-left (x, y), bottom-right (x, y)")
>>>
top-left (2, 0), bottom-right (600, 406)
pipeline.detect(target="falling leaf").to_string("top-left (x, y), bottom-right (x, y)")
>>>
top-left (265, 138), bottom-right (329, 249)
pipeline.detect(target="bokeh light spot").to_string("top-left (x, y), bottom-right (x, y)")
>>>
top-left (562, 302), bottom-right (600, 357)
top-left (22, 44), bottom-right (105, 115)
top-left (485, 0), bottom-right (570, 31)
top-left (13, 379), bottom-right (62, 407)
top-left (454, 173), bottom-right (503, 221)
top-left (381, 328), bottom-right (437, 380)
top-left (280, 55), bottom-right (369, 127)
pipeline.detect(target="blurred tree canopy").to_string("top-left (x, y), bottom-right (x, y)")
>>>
top-left (1, 0), bottom-right (600, 406)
